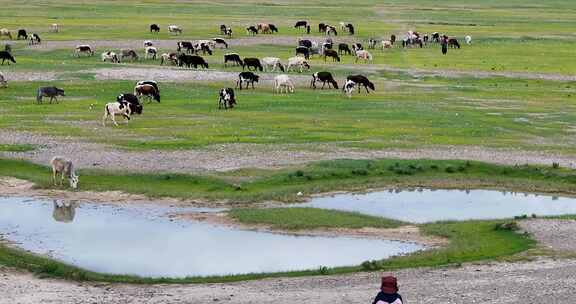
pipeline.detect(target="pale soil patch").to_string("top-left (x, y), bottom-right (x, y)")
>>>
top-left (520, 219), bottom-right (576, 254)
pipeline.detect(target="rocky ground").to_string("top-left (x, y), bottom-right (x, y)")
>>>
top-left (1, 219), bottom-right (575, 304)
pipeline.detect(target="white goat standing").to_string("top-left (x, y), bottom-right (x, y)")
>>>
top-left (50, 156), bottom-right (79, 189)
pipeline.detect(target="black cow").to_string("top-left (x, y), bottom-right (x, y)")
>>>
top-left (391, 34), bottom-right (396, 45)
top-left (323, 49), bottom-right (340, 62)
top-left (338, 43), bottom-right (352, 55)
top-left (294, 20), bottom-right (308, 29)
top-left (224, 53), bottom-right (243, 67)
top-left (246, 26), bottom-right (258, 36)
top-left (213, 38), bottom-right (228, 48)
top-left (218, 88), bottom-right (236, 109)
top-left (345, 23), bottom-right (355, 35)
top-left (346, 75), bottom-right (375, 93)
top-left (242, 58), bottom-right (263, 71)
top-left (178, 54), bottom-right (209, 69)
top-left (36, 87), bottom-right (65, 104)
top-left (177, 41), bottom-right (194, 53)
top-left (0, 51), bottom-right (16, 65)
top-left (17, 29), bottom-right (27, 40)
top-left (150, 24), bottom-right (160, 33)
top-left (116, 93), bottom-right (141, 108)
top-left (295, 46), bottom-right (310, 59)
top-left (236, 71), bottom-right (259, 90)
top-left (298, 39), bottom-right (312, 48)
top-left (318, 23), bottom-right (327, 33)
top-left (448, 38), bottom-right (460, 49)
top-left (311, 71), bottom-right (338, 89)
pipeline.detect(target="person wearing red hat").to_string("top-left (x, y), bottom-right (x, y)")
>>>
top-left (372, 276), bottom-right (403, 304)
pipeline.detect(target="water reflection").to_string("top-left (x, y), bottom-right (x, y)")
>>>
top-left (52, 201), bottom-right (77, 223)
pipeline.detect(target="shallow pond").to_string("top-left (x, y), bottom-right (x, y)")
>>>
top-left (301, 189), bottom-right (576, 223)
top-left (0, 197), bottom-right (422, 278)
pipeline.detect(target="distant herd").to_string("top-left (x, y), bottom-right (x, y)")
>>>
top-left (0, 21), bottom-right (473, 127)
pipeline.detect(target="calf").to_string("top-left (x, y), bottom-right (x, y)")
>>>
top-left (323, 49), bottom-right (340, 62)
top-left (224, 53), bottom-right (243, 67)
top-left (150, 24), bottom-right (160, 33)
top-left (338, 43), bottom-right (352, 55)
top-left (218, 88), bottom-right (236, 109)
top-left (134, 84), bottom-right (160, 103)
top-left (37, 87), bottom-right (65, 104)
top-left (102, 100), bottom-right (142, 126)
top-left (242, 57), bottom-right (263, 71)
top-left (236, 71), bottom-right (259, 90)
top-left (17, 29), bottom-right (27, 40)
top-left (74, 45), bottom-right (94, 56)
top-left (0, 51), bottom-right (15, 65)
top-left (178, 54), bottom-right (209, 69)
top-left (346, 75), bottom-right (375, 94)
top-left (311, 71), bottom-right (338, 89)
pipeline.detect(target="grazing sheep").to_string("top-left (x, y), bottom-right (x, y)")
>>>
top-left (274, 74), bottom-right (295, 94)
top-left (37, 87), bottom-right (65, 104)
top-left (311, 71), bottom-right (338, 89)
top-left (286, 56), bottom-right (310, 73)
top-left (236, 71), bottom-right (259, 90)
top-left (168, 25), bottom-right (182, 35)
top-left (74, 45), bottom-right (94, 56)
top-left (0, 51), bottom-right (16, 65)
top-left (120, 48), bottom-right (139, 61)
top-left (101, 51), bottom-right (120, 63)
top-left (50, 24), bottom-right (59, 33)
top-left (355, 50), bottom-right (373, 63)
top-left (465, 35), bottom-right (472, 44)
top-left (0, 29), bottom-right (12, 40)
top-left (50, 157), bottom-right (79, 189)
top-left (261, 57), bottom-right (285, 72)
top-left (145, 46), bottom-right (158, 60)
top-left (218, 88), bottom-right (237, 109)
top-left (0, 72), bottom-right (6, 88)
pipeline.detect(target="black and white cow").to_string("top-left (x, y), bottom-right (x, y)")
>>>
top-left (246, 26), bottom-right (258, 36)
top-left (177, 41), bottom-right (195, 53)
top-left (346, 75), bottom-right (375, 94)
top-left (236, 71), bottom-right (259, 90)
top-left (311, 71), bottom-right (338, 89)
top-left (102, 100), bottom-right (143, 126)
top-left (218, 88), bottom-right (236, 109)
top-left (0, 51), bottom-right (16, 65)
top-left (136, 80), bottom-right (159, 93)
top-left (212, 38), bottom-right (228, 48)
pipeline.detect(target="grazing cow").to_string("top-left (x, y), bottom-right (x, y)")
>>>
top-left (145, 46), bottom-right (158, 60)
top-left (274, 74), bottom-right (295, 94)
top-left (218, 88), bottom-right (236, 109)
top-left (50, 157), bottom-right (79, 189)
top-left (219, 24), bottom-right (232, 37)
top-left (29, 34), bottom-right (41, 45)
top-left (0, 72), bottom-right (6, 88)
top-left (431, 32), bottom-right (440, 43)
top-left (74, 45), bottom-right (94, 56)
top-left (143, 40), bottom-right (153, 47)
top-left (382, 40), bottom-right (393, 49)
top-left (0, 29), bottom-right (12, 40)
top-left (246, 26), bottom-right (258, 36)
top-left (343, 80), bottom-right (356, 97)
top-left (120, 48), bottom-right (139, 61)
top-left (390, 34), bottom-right (396, 45)
top-left (101, 51), bottom-right (120, 63)
top-left (311, 71), bottom-right (338, 89)
top-left (168, 25), bottom-right (182, 35)
top-left (346, 75), bottom-right (375, 93)
top-left (355, 50), bottom-right (373, 63)
top-left (116, 93), bottom-right (141, 105)
top-left (448, 38), bottom-right (460, 49)
top-left (323, 49), bottom-right (340, 62)
top-left (368, 38), bottom-right (377, 49)
top-left (50, 24), bottom-right (59, 33)
top-left (0, 51), bottom-right (15, 65)
top-left (136, 80), bottom-right (159, 93)
top-left (213, 38), bottom-right (228, 48)
top-left (352, 43), bottom-right (363, 52)
top-left (465, 35), bottom-right (472, 44)
top-left (37, 87), bottom-right (65, 104)
top-left (345, 23), bottom-right (355, 35)
top-left (134, 84), bottom-right (160, 103)
top-left (286, 56), bottom-right (310, 73)
top-left (294, 20), bottom-right (308, 30)
top-left (177, 41), bottom-right (195, 53)
top-left (178, 54), bottom-right (209, 69)
top-left (102, 100), bottom-right (142, 126)
top-left (236, 71), bottom-right (259, 90)
top-left (257, 23), bottom-right (278, 34)
top-left (318, 23), bottom-right (328, 33)
top-left (224, 53), bottom-right (243, 67)
top-left (261, 57), bottom-right (285, 72)
top-left (242, 57), bottom-right (263, 71)
top-left (298, 39), bottom-right (313, 48)
top-left (295, 46), bottom-right (310, 59)
top-left (195, 42), bottom-right (213, 55)
top-left (150, 24), bottom-right (160, 33)
top-left (17, 29), bottom-right (27, 40)
top-left (338, 43), bottom-right (352, 55)
top-left (269, 24), bottom-right (279, 33)
top-left (326, 26), bottom-right (338, 36)
top-left (160, 52), bottom-right (178, 65)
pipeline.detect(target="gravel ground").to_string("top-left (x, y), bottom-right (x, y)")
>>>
top-left (520, 219), bottom-right (576, 253)
top-left (2, 131), bottom-right (576, 173)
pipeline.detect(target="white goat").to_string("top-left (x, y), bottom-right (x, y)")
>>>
top-left (274, 74), bottom-right (295, 94)
top-left (261, 57), bottom-right (285, 72)
top-left (286, 56), bottom-right (310, 73)
top-left (50, 156), bottom-right (79, 189)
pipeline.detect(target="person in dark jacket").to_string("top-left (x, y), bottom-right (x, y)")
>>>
top-left (441, 35), bottom-right (448, 55)
top-left (372, 276), bottom-right (403, 304)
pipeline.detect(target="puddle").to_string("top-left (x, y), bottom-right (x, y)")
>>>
top-left (0, 197), bottom-right (422, 278)
top-left (301, 189), bottom-right (576, 223)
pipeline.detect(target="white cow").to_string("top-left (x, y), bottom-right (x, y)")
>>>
top-left (168, 25), bottom-right (182, 35)
top-left (274, 74), bottom-right (295, 94)
top-left (286, 56), bottom-right (310, 73)
top-left (261, 57), bottom-right (285, 72)
top-left (145, 46), bottom-right (158, 60)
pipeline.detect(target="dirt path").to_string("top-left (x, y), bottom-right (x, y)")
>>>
top-left (1, 219), bottom-right (576, 304)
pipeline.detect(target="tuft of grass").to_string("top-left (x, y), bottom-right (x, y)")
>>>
top-left (229, 207), bottom-right (405, 230)
top-left (0, 144), bottom-right (36, 152)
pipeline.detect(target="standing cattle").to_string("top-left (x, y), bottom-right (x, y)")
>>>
top-left (161, 52), bottom-right (178, 65)
top-left (261, 57), bottom-right (285, 72)
top-left (236, 71), bottom-right (259, 90)
top-left (50, 157), bottom-right (79, 189)
top-left (37, 87), bottom-right (65, 104)
top-left (0, 51), bottom-right (16, 65)
top-left (29, 33), bottom-right (41, 45)
top-left (120, 49), bottom-right (139, 61)
top-left (246, 26), bottom-right (258, 36)
top-left (243, 58), bottom-right (263, 71)
top-left (102, 100), bottom-right (142, 127)
top-left (323, 49), bottom-right (340, 62)
top-left (274, 75), bottom-right (295, 94)
top-left (178, 54), bottom-right (209, 69)
top-left (101, 51), bottom-right (120, 63)
top-left (311, 72), bottom-right (338, 89)
top-left (213, 38), bottom-right (228, 48)
top-left (150, 24), bottom-right (160, 33)
top-left (294, 21), bottom-right (308, 30)
top-left (74, 45), bottom-right (94, 56)
top-left (346, 75), bottom-right (375, 94)
top-left (134, 84), bottom-right (160, 103)
top-left (224, 53), bottom-right (244, 67)
top-left (168, 25), bottom-right (182, 35)
top-left (286, 56), bottom-right (310, 73)
top-left (145, 46), bottom-right (158, 60)
top-left (17, 29), bottom-right (27, 40)
top-left (218, 88), bottom-right (236, 109)
top-left (0, 29), bottom-right (12, 40)
top-left (338, 43), bottom-right (352, 55)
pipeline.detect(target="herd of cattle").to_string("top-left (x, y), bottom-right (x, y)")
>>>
top-left (0, 21), bottom-right (472, 127)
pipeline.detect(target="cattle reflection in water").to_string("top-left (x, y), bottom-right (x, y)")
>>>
top-left (52, 201), bottom-right (77, 223)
